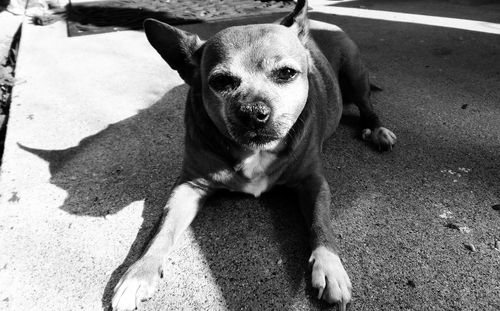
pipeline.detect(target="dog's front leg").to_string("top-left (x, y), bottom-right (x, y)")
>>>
top-left (112, 180), bottom-right (209, 311)
top-left (295, 173), bottom-right (352, 310)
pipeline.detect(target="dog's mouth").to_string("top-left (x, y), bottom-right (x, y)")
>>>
top-left (227, 122), bottom-right (282, 149)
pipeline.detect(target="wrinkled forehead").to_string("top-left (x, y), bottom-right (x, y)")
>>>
top-left (202, 24), bottom-right (307, 73)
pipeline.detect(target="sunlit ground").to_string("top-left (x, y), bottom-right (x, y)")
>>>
top-left (310, 0), bottom-right (500, 34)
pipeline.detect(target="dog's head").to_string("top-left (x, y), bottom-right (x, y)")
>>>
top-left (144, 0), bottom-right (310, 150)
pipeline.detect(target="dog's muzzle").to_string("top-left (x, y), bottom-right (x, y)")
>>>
top-left (227, 101), bottom-right (280, 146)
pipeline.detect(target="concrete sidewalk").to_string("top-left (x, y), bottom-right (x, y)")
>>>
top-left (1, 2), bottom-right (499, 311)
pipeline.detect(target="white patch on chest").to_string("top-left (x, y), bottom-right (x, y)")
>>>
top-left (242, 178), bottom-right (269, 198)
top-left (236, 150), bottom-right (277, 197)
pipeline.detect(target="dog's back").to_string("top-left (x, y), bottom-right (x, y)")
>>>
top-left (304, 35), bottom-right (343, 142)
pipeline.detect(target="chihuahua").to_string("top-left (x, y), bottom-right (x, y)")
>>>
top-left (112, 1), bottom-right (396, 310)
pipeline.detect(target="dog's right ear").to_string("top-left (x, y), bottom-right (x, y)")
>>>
top-left (144, 19), bottom-right (204, 85)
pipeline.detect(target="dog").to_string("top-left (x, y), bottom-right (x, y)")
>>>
top-left (111, 1), bottom-right (396, 310)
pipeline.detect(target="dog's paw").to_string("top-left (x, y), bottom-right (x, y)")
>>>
top-left (112, 257), bottom-right (162, 311)
top-left (362, 127), bottom-right (396, 151)
top-left (309, 246), bottom-right (352, 310)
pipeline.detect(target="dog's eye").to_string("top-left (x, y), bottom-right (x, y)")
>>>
top-left (274, 67), bottom-right (298, 83)
top-left (208, 74), bottom-right (241, 92)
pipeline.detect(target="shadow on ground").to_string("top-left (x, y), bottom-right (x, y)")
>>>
top-left (20, 85), bottom-right (186, 309)
top-left (19, 84), bottom-right (327, 310)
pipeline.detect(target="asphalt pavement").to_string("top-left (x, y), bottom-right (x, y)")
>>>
top-left (0, 1), bottom-right (499, 310)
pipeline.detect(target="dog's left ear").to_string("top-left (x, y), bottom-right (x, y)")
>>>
top-left (280, 0), bottom-right (309, 43)
top-left (144, 19), bottom-right (205, 85)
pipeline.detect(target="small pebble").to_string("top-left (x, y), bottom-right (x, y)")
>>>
top-left (495, 240), bottom-right (500, 251)
top-left (459, 226), bottom-right (471, 234)
top-left (464, 243), bottom-right (476, 252)
top-left (439, 210), bottom-right (453, 219)
top-left (446, 222), bottom-right (471, 234)
top-left (406, 280), bottom-right (416, 288)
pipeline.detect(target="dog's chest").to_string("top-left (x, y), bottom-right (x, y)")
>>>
top-left (235, 151), bottom-right (277, 197)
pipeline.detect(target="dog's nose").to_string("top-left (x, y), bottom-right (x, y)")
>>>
top-left (236, 102), bottom-right (271, 127)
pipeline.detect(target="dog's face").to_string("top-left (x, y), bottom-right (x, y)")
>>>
top-left (144, 3), bottom-right (310, 150)
top-left (200, 25), bottom-right (310, 150)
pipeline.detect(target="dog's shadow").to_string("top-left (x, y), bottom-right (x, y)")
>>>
top-left (21, 84), bottom-right (346, 310)
top-left (20, 85), bottom-right (187, 308)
